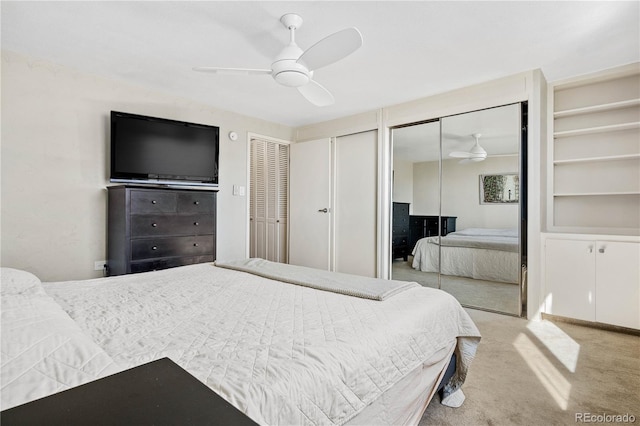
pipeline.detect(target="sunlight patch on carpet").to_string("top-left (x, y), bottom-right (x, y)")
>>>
top-left (514, 333), bottom-right (572, 410)
top-left (526, 320), bottom-right (580, 373)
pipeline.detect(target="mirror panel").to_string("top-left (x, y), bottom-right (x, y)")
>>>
top-left (440, 104), bottom-right (522, 314)
top-left (391, 121), bottom-right (440, 289)
top-left (391, 104), bottom-right (524, 316)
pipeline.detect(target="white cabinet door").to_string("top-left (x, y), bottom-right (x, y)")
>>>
top-left (545, 239), bottom-right (596, 321)
top-left (289, 138), bottom-right (332, 270)
top-left (595, 241), bottom-right (640, 329)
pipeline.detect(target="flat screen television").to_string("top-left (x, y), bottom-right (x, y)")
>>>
top-left (110, 111), bottom-right (219, 187)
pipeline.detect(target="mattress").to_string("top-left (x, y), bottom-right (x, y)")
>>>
top-left (3, 263), bottom-right (480, 425)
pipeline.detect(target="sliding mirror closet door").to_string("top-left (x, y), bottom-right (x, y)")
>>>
top-left (440, 104), bottom-right (523, 315)
top-left (391, 120), bottom-right (441, 288)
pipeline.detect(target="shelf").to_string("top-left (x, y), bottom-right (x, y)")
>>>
top-left (549, 64), bottom-right (640, 236)
top-left (554, 99), bottom-right (640, 118)
top-left (554, 154), bottom-right (640, 165)
top-left (554, 122), bottom-right (640, 138)
top-left (554, 192), bottom-right (640, 197)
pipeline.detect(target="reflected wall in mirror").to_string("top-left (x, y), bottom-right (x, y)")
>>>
top-left (391, 103), bottom-right (525, 316)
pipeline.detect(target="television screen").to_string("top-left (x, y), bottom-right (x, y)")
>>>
top-left (110, 111), bottom-right (219, 187)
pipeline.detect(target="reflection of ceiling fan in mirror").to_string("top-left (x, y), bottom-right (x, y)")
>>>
top-left (449, 133), bottom-right (487, 163)
top-left (193, 13), bottom-right (363, 107)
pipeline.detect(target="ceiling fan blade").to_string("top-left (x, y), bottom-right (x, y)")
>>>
top-left (298, 80), bottom-right (334, 106)
top-left (193, 67), bottom-right (272, 76)
top-left (449, 151), bottom-right (472, 158)
top-left (297, 27), bottom-right (363, 70)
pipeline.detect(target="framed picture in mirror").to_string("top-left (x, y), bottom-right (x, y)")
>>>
top-left (480, 173), bottom-right (519, 204)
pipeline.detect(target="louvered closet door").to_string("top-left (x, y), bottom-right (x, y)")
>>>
top-left (250, 138), bottom-right (289, 263)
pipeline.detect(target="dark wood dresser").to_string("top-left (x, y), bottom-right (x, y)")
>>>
top-left (392, 202), bottom-right (410, 260)
top-left (408, 215), bottom-right (457, 253)
top-left (107, 185), bottom-right (216, 276)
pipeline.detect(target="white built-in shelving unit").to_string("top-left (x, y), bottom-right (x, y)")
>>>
top-left (548, 63), bottom-right (640, 235)
top-left (544, 64), bottom-right (640, 331)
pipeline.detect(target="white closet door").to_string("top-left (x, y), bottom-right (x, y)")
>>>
top-left (334, 131), bottom-right (378, 277)
top-left (265, 142), bottom-right (278, 261)
top-left (289, 138), bottom-right (332, 270)
top-left (277, 144), bottom-right (289, 263)
top-left (250, 138), bottom-right (289, 263)
top-left (250, 139), bottom-right (267, 259)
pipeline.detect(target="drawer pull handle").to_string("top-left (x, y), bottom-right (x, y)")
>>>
top-left (193, 243), bottom-right (199, 247)
top-left (151, 223), bottom-right (157, 227)
top-left (152, 200), bottom-right (157, 204)
top-left (194, 222), bottom-right (199, 226)
top-left (599, 247), bottom-right (605, 253)
top-left (194, 201), bottom-right (200, 205)
top-left (152, 246), bottom-right (158, 250)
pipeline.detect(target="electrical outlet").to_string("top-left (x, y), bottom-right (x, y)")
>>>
top-left (94, 260), bottom-right (106, 271)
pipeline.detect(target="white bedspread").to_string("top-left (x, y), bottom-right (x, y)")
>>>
top-left (44, 263), bottom-right (480, 425)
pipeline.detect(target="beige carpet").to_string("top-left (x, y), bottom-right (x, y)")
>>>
top-left (420, 309), bottom-right (640, 425)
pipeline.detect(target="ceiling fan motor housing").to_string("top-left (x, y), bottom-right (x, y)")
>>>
top-left (272, 60), bottom-right (310, 87)
top-left (271, 32), bottom-right (310, 87)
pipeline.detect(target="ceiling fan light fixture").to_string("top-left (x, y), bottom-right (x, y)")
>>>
top-left (271, 60), bottom-right (310, 87)
top-left (274, 70), bottom-right (310, 87)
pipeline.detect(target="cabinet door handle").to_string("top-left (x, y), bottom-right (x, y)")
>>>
top-left (318, 208), bottom-right (328, 213)
top-left (194, 201), bottom-right (200, 205)
top-left (151, 200), bottom-right (157, 204)
top-left (151, 223), bottom-right (157, 227)
top-left (152, 246), bottom-right (158, 251)
top-left (587, 246), bottom-right (593, 253)
top-left (599, 247), bottom-right (605, 253)
top-left (193, 243), bottom-right (199, 247)
top-left (194, 222), bottom-right (199, 226)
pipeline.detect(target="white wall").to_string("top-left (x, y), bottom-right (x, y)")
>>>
top-left (392, 158), bottom-right (413, 210)
top-left (413, 156), bottom-right (520, 229)
top-left (1, 51), bottom-right (294, 281)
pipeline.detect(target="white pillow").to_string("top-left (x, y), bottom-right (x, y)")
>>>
top-left (1, 267), bottom-right (46, 296)
top-left (1, 268), bottom-right (122, 410)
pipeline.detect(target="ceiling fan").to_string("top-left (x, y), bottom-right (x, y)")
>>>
top-left (193, 13), bottom-right (363, 107)
top-left (449, 133), bottom-right (488, 163)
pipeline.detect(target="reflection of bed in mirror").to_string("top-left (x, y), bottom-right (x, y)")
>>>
top-left (411, 228), bottom-right (520, 284)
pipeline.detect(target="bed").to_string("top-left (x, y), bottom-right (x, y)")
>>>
top-left (1, 260), bottom-right (481, 425)
top-left (412, 228), bottom-right (520, 284)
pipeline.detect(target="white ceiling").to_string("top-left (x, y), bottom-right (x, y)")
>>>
top-left (2, 1), bottom-right (638, 128)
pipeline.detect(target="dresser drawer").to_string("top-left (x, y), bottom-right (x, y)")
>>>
top-left (131, 235), bottom-right (214, 260)
top-left (130, 255), bottom-right (215, 273)
top-left (177, 193), bottom-right (215, 214)
top-left (131, 215), bottom-right (215, 237)
top-left (130, 191), bottom-right (177, 214)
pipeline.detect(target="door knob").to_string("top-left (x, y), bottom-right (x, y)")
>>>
top-left (318, 208), bottom-right (328, 213)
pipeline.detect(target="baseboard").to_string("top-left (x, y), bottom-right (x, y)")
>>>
top-left (542, 313), bottom-right (640, 336)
